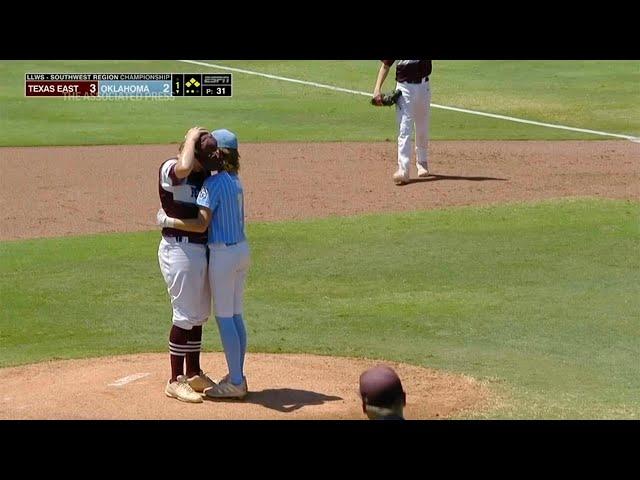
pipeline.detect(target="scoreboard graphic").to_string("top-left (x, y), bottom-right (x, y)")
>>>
top-left (25, 73), bottom-right (233, 98)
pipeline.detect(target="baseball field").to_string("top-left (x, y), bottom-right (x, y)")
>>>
top-left (0, 60), bottom-right (638, 419)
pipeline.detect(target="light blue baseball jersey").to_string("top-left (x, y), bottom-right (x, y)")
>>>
top-left (196, 171), bottom-right (246, 245)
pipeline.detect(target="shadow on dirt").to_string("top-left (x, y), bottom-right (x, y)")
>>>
top-left (404, 173), bottom-right (508, 185)
top-left (207, 388), bottom-right (343, 413)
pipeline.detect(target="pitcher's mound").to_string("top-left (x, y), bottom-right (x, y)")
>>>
top-left (0, 353), bottom-right (492, 419)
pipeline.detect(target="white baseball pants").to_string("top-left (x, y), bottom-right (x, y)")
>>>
top-left (158, 237), bottom-right (210, 330)
top-left (208, 241), bottom-right (250, 318)
top-left (395, 79), bottom-right (431, 173)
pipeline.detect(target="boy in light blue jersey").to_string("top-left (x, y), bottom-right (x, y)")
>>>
top-left (158, 129), bottom-right (250, 399)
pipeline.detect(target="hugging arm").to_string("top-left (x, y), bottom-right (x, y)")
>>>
top-left (157, 206), bottom-right (212, 233)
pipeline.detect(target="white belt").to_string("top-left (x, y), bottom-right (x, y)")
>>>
top-left (209, 240), bottom-right (246, 249)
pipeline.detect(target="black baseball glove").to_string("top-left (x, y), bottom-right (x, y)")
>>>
top-left (371, 89), bottom-right (402, 107)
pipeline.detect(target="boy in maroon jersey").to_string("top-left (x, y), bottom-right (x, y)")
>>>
top-left (157, 126), bottom-right (218, 403)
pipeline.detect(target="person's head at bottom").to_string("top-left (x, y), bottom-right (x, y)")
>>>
top-left (359, 365), bottom-right (406, 420)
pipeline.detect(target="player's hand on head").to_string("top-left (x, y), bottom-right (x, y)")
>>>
top-left (185, 126), bottom-right (209, 143)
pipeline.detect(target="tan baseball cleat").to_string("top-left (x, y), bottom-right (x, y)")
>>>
top-left (393, 168), bottom-right (410, 185)
top-left (417, 164), bottom-right (430, 178)
top-left (165, 375), bottom-right (204, 403)
top-left (186, 370), bottom-right (217, 393)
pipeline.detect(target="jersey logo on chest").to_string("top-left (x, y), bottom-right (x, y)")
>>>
top-left (172, 183), bottom-right (200, 204)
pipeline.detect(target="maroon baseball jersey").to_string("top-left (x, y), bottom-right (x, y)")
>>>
top-left (382, 60), bottom-right (432, 83)
top-left (158, 157), bottom-right (209, 242)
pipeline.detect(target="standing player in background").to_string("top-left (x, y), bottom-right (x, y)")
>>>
top-left (157, 126), bottom-right (218, 403)
top-left (158, 129), bottom-right (250, 400)
top-left (373, 60), bottom-right (433, 185)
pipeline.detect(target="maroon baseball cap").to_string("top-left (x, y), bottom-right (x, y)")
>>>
top-left (359, 365), bottom-right (406, 408)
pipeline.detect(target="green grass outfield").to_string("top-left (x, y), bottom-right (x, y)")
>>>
top-left (1, 60), bottom-right (638, 146)
top-left (1, 198), bottom-right (639, 419)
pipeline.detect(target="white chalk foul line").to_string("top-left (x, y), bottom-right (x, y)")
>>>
top-left (179, 60), bottom-right (639, 143)
top-left (108, 373), bottom-right (150, 387)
